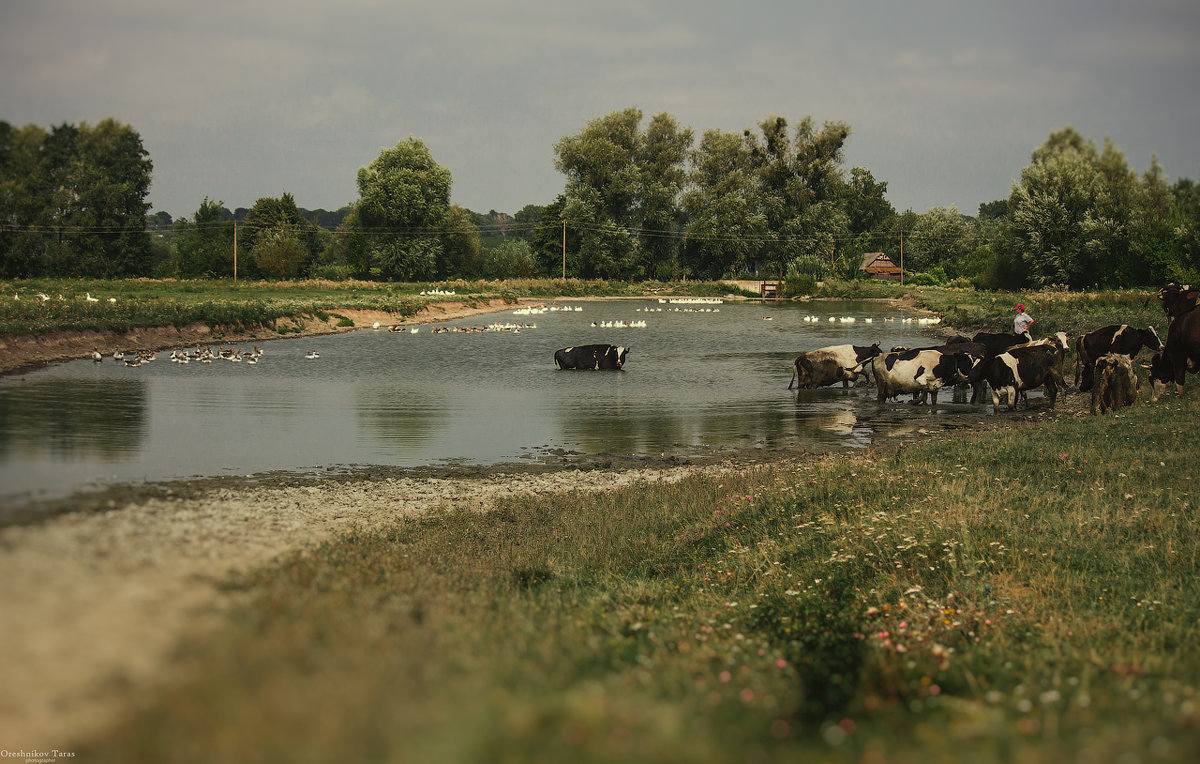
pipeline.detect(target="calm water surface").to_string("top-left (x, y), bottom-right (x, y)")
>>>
top-left (0, 299), bottom-right (980, 512)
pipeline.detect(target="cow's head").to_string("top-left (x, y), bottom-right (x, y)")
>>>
top-left (615, 346), bottom-right (629, 367)
top-left (1145, 326), bottom-right (1165, 352)
top-left (1148, 352), bottom-right (1173, 401)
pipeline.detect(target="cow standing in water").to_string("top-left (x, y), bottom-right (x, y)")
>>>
top-left (788, 343), bottom-right (882, 389)
top-left (554, 344), bottom-right (629, 370)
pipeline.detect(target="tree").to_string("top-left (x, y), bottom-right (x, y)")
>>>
top-left (1130, 157), bottom-right (1180, 285)
top-left (905, 206), bottom-right (973, 279)
top-left (637, 112), bottom-right (693, 279)
top-left (1170, 178), bottom-right (1200, 283)
top-left (240, 192), bottom-right (323, 278)
top-left (356, 137), bottom-right (452, 281)
top-left (1008, 126), bottom-right (1100, 288)
top-left (441, 204), bottom-right (482, 277)
top-left (747, 116), bottom-right (852, 278)
top-left (479, 239), bottom-right (536, 279)
top-left (0, 119), bottom-right (154, 277)
top-left (554, 108), bottom-right (692, 279)
top-left (336, 209), bottom-right (371, 279)
top-left (682, 129), bottom-right (765, 278)
top-left (172, 197), bottom-right (234, 277)
top-left (0, 122), bottom-right (49, 277)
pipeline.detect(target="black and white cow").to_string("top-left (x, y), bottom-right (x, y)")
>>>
top-left (970, 331), bottom-right (1031, 357)
top-left (874, 348), bottom-right (976, 404)
top-left (788, 343), bottom-right (882, 390)
top-left (554, 344), bottom-right (629, 370)
top-left (1074, 324), bottom-right (1164, 391)
top-left (977, 344), bottom-right (1066, 412)
top-left (1148, 309), bottom-right (1200, 399)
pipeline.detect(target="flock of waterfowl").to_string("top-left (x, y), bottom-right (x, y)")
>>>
top-left (90, 345), bottom-right (264, 367)
top-left (85, 296), bottom-right (934, 373)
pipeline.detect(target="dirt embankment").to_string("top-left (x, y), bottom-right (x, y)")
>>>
top-left (0, 298), bottom-right (517, 376)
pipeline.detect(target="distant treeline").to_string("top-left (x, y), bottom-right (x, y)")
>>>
top-left (3, 114), bottom-right (1198, 289)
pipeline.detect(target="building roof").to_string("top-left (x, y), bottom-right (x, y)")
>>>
top-left (860, 252), bottom-right (901, 273)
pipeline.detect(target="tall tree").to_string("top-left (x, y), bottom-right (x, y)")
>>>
top-left (355, 137), bottom-right (451, 281)
top-left (0, 119), bottom-right (153, 277)
top-left (554, 108), bottom-right (691, 279)
top-left (682, 129), bottom-right (765, 278)
top-left (747, 116), bottom-right (852, 278)
top-left (1008, 126), bottom-right (1100, 288)
top-left (636, 112), bottom-right (693, 279)
top-left (441, 204), bottom-right (482, 277)
top-left (172, 197), bottom-right (235, 277)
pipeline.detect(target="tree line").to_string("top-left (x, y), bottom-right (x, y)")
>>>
top-left (3, 112), bottom-right (1198, 289)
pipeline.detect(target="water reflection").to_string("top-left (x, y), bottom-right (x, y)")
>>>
top-left (355, 385), bottom-right (449, 454)
top-left (0, 377), bottom-right (147, 459)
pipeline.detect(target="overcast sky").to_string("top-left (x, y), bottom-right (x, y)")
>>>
top-left (3, 1), bottom-right (1198, 220)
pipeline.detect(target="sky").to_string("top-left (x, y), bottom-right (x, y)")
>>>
top-left (3, 0), bottom-right (1199, 220)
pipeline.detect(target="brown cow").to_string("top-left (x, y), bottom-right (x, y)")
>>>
top-left (1090, 353), bottom-right (1138, 414)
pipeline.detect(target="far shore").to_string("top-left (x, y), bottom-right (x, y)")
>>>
top-left (0, 298), bottom-right (520, 376)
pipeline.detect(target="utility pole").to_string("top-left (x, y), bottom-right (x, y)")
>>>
top-left (561, 220), bottom-right (566, 279)
top-left (233, 219), bottom-right (238, 281)
top-left (899, 231), bottom-right (904, 285)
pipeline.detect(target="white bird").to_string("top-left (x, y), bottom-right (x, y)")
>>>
top-left (305, 351), bottom-right (320, 359)
top-left (85, 293), bottom-right (99, 303)
top-left (107, 297), bottom-right (117, 304)
top-left (90, 347), bottom-right (103, 362)
top-left (372, 321), bottom-right (381, 329)
top-left (36, 292), bottom-right (50, 301)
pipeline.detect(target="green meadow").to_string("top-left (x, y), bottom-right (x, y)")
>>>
top-left (83, 393), bottom-right (1199, 762)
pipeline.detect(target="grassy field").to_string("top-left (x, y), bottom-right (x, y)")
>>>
top-left (84, 393), bottom-right (1200, 763)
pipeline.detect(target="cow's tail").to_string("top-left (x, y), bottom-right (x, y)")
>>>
top-left (788, 360), bottom-right (798, 390)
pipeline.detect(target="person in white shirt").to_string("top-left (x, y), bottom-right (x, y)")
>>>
top-left (1013, 304), bottom-right (1034, 335)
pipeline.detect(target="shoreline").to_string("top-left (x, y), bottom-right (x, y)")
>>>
top-left (0, 298), bottom-right (521, 377)
top-left (0, 453), bottom-right (766, 747)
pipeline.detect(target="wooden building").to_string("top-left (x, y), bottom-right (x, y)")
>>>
top-left (860, 252), bottom-right (903, 281)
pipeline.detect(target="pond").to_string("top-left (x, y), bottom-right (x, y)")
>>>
top-left (0, 298), bottom-right (986, 515)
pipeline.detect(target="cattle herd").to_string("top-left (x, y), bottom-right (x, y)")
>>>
top-left (782, 281), bottom-right (1198, 414)
top-left (552, 282), bottom-right (1199, 415)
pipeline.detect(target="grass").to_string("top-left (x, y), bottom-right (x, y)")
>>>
top-left (85, 394), bottom-right (1200, 763)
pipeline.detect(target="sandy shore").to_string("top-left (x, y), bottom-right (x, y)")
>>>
top-left (0, 460), bottom-right (735, 748)
top-left (0, 297), bottom-right (521, 376)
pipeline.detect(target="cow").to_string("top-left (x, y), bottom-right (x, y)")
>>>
top-left (977, 344), bottom-right (1066, 412)
top-left (874, 348), bottom-right (976, 404)
top-left (788, 343), bottom-right (882, 390)
top-left (1073, 325), bottom-right (1164, 392)
top-left (789, 357), bottom-right (854, 390)
top-left (553, 344), bottom-right (629, 370)
top-left (1090, 353), bottom-right (1138, 414)
top-left (1160, 282), bottom-right (1199, 321)
top-left (970, 331), bottom-right (1031, 357)
top-left (1148, 309), bottom-right (1200, 398)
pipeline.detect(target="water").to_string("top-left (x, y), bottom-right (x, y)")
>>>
top-left (0, 299), bottom-right (974, 512)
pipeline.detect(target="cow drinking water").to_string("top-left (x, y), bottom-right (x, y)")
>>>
top-left (788, 343), bottom-right (882, 390)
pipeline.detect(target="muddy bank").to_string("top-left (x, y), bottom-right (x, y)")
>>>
top-left (0, 298), bottom-right (517, 376)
